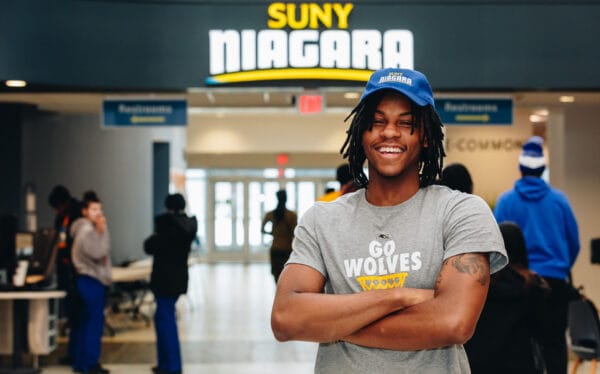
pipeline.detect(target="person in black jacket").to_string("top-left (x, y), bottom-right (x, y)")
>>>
top-left (144, 193), bottom-right (197, 374)
top-left (438, 163), bottom-right (473, 194)
top-left (465, 221), bottom-right (550, 374)
top-left (47, 185), bottom-right (82, 366)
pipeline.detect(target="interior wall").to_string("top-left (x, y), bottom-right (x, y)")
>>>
top-left (443, 108), bottom-right (532, 206)
top-left (187, 105), bottom-right (600, 306)
top-left (185, 111), bottom-right (352, 169)
top-left (186, 111), bottom-right (349, 153)
top-left (21, 111), bottom-right (186, 264)
top-left (187, 108), bottom-right (532, 205)
top-left (22, 103), bottom-right (599, 304)
top-left (0, 105), bottom-right (23, 220)
top-left (556, 106), bottom-right (600, 305)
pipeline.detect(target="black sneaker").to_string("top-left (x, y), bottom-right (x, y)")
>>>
top-left (91, 364), bottom-right (110, 374)
top-left (59, 356), bottom-right (72, 365)
top-left (152, 365), bottom-right (181, 374)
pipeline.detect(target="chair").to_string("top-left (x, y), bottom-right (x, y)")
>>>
top-left (591, 238), bottom-right (600, 264)
top-left (568, 297), bottom-right (600, 374)
top-left (104, 259), bottom-right (153, 335)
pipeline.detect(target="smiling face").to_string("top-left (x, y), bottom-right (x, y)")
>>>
top-left (362, 92), bottom-right (424, 187)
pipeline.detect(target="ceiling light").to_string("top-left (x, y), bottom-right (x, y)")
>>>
top-left (529, 108), bottom-right (549, 123)
top-left (6, 80), bottom-right (27, 88)
top-left (344, 92), bottom-right (360, 100)
top-left (559, 95), bottom-right (575, 103)
top-left (206, 92), bottom-right (216, 104)
top-left (529, 114), bottom-right (546, 123)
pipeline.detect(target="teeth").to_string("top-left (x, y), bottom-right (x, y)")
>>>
top-left (379, 146), bottom-right (402, 153)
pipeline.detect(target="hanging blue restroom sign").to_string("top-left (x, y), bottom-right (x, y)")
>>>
top-left (103, 99), bottom-right (187, 126)
top-left (435, 98), bottom-right (513, 125)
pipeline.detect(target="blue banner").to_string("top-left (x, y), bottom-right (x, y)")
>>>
top-left (435, 98), bottom-right (513, 125)
top-left (103, 99), bottom-right (187, 126)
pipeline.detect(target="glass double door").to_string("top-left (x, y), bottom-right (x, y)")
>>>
top-left (206, 177), bottom-right (326, 262)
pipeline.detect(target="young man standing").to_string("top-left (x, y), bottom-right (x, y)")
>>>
top-left (271, 68), bottom-right (508, 373)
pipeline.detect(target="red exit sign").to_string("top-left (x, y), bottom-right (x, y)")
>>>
top-left (298, 94), bottom-right (323, 114)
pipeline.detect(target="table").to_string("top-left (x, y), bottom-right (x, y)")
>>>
top-left (107, 259), bottom-right (152, 334)
top-left (0, 290), bottom-right (65, 374)
top-left (111, 261), bottom-right (151, 283)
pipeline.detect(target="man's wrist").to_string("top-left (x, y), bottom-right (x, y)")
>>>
top-left (392, 287), bottom-right (434, 310)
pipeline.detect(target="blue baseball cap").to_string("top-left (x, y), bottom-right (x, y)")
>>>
top-left (360, 68), bottom-right (435, 107)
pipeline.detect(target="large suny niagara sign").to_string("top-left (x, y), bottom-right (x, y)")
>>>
top-left (206, 2), bottom-right (414, 85)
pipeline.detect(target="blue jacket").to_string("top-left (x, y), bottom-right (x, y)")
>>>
top-left (494, 177), bottom-right (579, 279)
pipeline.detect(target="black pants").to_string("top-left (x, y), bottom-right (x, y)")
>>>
top-left (541, 277), bottom-right (571, 374)
top-left (57, 256), bottom-right (80, 361)
top-left (270, 248), bottom-right (292, 283)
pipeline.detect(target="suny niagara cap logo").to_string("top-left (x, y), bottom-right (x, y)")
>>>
top-left (206, 2), bottom-right (414, 85)
top-left (344, 238), bottom-right (422, 291)
top-left (378, 71), bottom-right (413, 86)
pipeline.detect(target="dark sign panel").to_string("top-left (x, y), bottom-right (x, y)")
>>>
top-left (2, 1), bottom-right (600, 90)
top-left (103, 99), bottom-right (187, 127)
top-left (205, 3), bottom-right (413, 85)
top-left (436, 99), bottom-right (513, 125)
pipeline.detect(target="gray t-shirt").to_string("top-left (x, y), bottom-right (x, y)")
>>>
top-left (287, 185), bottom-right (507, 374)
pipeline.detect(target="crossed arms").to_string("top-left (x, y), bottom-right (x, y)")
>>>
top-left (271, 252), bottom-right (490, 351)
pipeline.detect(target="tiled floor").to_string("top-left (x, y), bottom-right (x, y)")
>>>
top-left (40, 262), bottom-right (318, 373)
top-left (4, 262), bottom-right (598, 373)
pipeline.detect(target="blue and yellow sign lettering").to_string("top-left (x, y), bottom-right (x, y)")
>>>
top-left (267, 3), bottom-right (354, 29)
top-left (206, 2), bottom-right (414, 85)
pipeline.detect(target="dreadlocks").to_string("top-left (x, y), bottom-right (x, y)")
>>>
top-left (340, 89), bottom-right (446, 189)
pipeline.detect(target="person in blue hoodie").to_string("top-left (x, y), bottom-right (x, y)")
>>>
top-left (494, 136), bottom-right (579, 374)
